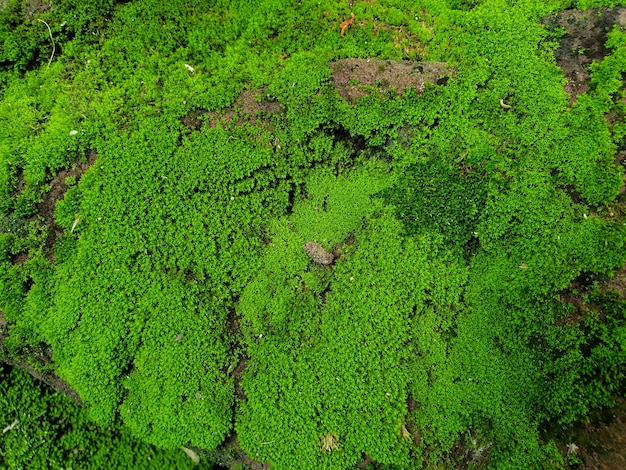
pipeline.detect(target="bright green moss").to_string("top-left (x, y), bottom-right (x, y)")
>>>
top-left (1, 0), bottom-right (626, 468)
top-left (237, 200), bottom-right (466, 468)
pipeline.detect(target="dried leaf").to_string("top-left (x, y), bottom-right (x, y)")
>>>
top-left (320, 433), bottom-right (339, 452)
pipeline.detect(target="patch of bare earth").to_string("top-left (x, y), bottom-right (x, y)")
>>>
top-left (604, 266), bottom-right (626, 299)
top-left (180, 88), bottom-right (282, 131)
top-left (10, 252), bottom-right (29, 266)
top-left (36, 151), bottom-right (98, 262)
top-left (22, 0), bottom-right (51, 20)
top-left (329, 59), bottom-right (453, 103)
top-left (541, 7), bottom-right (626, 106)
top-left (558, 398), bottom-right (626, 470)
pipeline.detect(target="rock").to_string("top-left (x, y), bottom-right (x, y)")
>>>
top-left (303, 242), bottom-right (334, 265)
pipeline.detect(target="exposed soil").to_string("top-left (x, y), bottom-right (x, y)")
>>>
top-left (181, 88), bottom-right (282, 131)
top-left (557, 272), bottom-right (598, 327)
top-left (604, 265), bottom-right (626, 300)
top-left (12, 167), bottom-right (26, 197)
top-left (202, 433), bottom-right (267, 470)
top-left (556, 398), bottom-right (626, 470)
top-left (7, 152), bottom-right (98, 265)
top-left (329, 59), bottom-right (453, 103)
top-left (303, 241), bottom-right (335, 265)
top-left (232, 357), bottom-right (247, 400)
top-left (541, 7), bottom-right (626, 106)
top-left (356, 453), bottom-right (374, 469)
top-left (22, 0), bottom-right (51, 20)
top-left (35, 151), bottom-right (98, 262)
top-left (10, 251), bottom-right (29, 266)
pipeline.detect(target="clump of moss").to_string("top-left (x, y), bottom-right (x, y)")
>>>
top-left (0, 365), bottom-right (213, 469)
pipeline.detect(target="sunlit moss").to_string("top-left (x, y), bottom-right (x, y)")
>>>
top-left (1, 0), bottom-right (626, 468)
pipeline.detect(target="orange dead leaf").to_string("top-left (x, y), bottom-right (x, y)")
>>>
top-left (340, 12), bottom-right (355, 37)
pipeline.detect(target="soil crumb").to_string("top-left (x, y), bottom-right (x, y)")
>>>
top-left (303, 241), bottom-right (335, 265)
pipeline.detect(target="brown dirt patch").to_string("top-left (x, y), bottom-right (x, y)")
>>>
top-left (356, 453), bottom-right (373, 469)
top-left (303, 241), bottom-right (335, 265)
top-left (232, 357), bottom-right (247, 401)
top-left (181, 88), bottom-right (282, 131)
top-left (10, 252), bottom-right (29, 266)
top-left (557, 278), bottom-right (590, 326)
top-left (603, 265), bottom-right (626, 299)
top-left (11, 167), bottom-right (26, 197)
top-left (541, 7), bottom-right (626, 106)
top-left (22, 0), bottom-right (51, 20)
top-left (237, 89), bottom-right (282, 120)
top-left (204, 433), bottom-right (267, 470)
top-left (36, 151), bottom-right (98, 262)
top-left (226, 308), bottom-right (248, 401)
top-left (558, 398), bottom-right (626, 470)
top-left (180, 109), bottom-right (208, 131)
top-left (329, 59), bottom-right (453, 103)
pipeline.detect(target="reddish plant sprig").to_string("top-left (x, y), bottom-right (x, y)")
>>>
top-left (340, 12), bottom-right (355, 37)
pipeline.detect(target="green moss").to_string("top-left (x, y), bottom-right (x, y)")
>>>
top-left (1, 0), bottom-right (626, 468)
top-left (0, 365), bottom-right (213, 469)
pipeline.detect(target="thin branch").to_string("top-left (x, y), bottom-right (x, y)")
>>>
top-left (2, 419), bottom-right (19, 434)
top-left (37, 19), bottom-right (55, 69)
